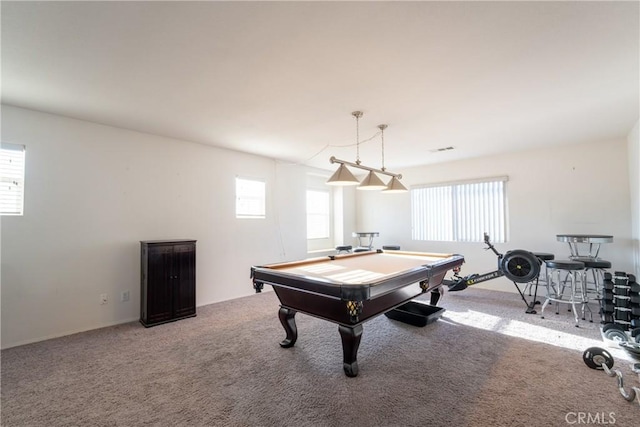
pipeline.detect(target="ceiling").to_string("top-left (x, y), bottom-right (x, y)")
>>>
top-left (2, 1), bottom-right (638, 172)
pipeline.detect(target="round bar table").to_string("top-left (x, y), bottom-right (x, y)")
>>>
top-left (352, 232), bottom-right (379, 250)
top-left (556, 234), bottom-right (613, 260)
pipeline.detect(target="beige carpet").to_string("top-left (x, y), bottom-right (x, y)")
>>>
top-left (2, 288), bottom-right (639, 426)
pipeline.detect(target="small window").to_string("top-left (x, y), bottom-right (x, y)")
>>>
top-left (235, 177), bottom-right (265, 219)
top-left (411, 176), bottom-right (508, 243)
top-left (307, 189), bottom-right (330, 239)
top-left (1, 143), bottom-right (26, 216)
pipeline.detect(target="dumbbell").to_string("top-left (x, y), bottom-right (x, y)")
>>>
top-left (601, 302), bottom-right (615, 314)
top-left (602, 289), bottom-right (614, 301)
top-left (614, 296), bottom-right (631, 308)
top-left (614, 271), bottom-right (629, 286)
top-left (603, 273), bottom-right (614, 291)
top-left (601, 313), bottom-right (614, 324)
top-left (613, 286), bottom-right (631, 296)
top-left (614, 310), bottom-right (632, 322)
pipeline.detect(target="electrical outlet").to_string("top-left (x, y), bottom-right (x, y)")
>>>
top-left (100, 293), bottom-right (108, 305)
top-left (121, 290), bottom-right (130, 302)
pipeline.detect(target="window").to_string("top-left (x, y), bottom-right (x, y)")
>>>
top-left (307, 174), bottom-right (334, 251)
top-left (307, 190), bottom-right (330, 239)
top-left (235, 177), bottom-right (265, 219)
top-left (1, 143), bottom-right (26, 216)
top-left (411, 176), bottom-right (508, 243)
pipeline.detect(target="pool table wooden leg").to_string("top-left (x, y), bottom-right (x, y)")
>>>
top-left (278, 307), bottom-right (298, 348)
top-left (338, 324), bottom-right (363, 377)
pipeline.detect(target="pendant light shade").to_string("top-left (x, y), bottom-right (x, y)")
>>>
top-left (383, 176), bottom-right (409, 193)
top-left (357, 171), bottom-right (387, 190)
top-left (326, 163), bottom-right (359, 186)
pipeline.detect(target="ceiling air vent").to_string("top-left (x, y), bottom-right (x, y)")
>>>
top-left (429, 146), bottom-right (455, 153)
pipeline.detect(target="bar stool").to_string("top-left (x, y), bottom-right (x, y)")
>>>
top-left (574, 257), bottom-right (611, 321)
top-left (382, 245), bottom-right (401, 251)
top-left (541, 259), bottom-right (586, 326)
top-left (574, 257), bottom-right (611, 295)
top-left (336, 245), bottom-right (352, 254)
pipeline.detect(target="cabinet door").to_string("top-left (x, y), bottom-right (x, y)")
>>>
top-left (172, 243), bottom-right (196, 318)
top-left (146, 245), bottom-right (174, 324)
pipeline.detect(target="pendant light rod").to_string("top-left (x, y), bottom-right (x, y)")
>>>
top-left (352, 111), bottom-right (363, 165)
top-left (378, 124), bottom-right (387, 171)
top-left (329, 156), bottom-right (402, 179)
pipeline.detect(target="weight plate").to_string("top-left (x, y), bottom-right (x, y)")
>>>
top-left (500, 250), bottom-right (541, 283)
top-left (583, 347), bottom-right (614, 370)
top-left (628, 274), bottom-right (637, 283)
top-left (604, 329), bottom-right (629, 342)
top-left (631, 328), bottom-right (640, 338)
top-left (602, 323), bottom-right (625, 333)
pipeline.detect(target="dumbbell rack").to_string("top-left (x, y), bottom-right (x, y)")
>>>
top-left (600, 272), bottom-right (640, 331)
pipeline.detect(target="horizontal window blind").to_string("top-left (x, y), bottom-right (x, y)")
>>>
top-left (1, 143), bottom-right (26, 216)
top-left (411, 177), bottom-right (507, 243)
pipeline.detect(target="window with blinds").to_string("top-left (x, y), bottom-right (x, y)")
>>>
top-left (411, 176), bottom-right (508, 243)
top-left (1, 143), bottom-right (26, 216)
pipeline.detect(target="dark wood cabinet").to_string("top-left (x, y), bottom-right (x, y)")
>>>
top-left (140, 240), bottom-right (196, 327)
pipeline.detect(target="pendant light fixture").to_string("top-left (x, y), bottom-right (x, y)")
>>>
top-left (326, 111), bottom-right (408, 193)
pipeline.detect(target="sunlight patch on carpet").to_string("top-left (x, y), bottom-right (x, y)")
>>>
top-left (444, 309), bottom-right (603, 352)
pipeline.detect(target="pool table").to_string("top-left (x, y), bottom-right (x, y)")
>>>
top-left (251, 249), bottom-right (464, 377)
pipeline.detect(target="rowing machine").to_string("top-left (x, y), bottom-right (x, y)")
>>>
top-left (445, 233), bottom-right (541, 314)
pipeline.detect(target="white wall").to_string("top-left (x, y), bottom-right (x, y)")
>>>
top-left (358, 139), bottom-right (634, 292)
top-left (0, 105), bottom-right (318, 349)
top-left (1, 104), bottom-right (634, 348)
top-left (628, 120), bottom-right (640, 277)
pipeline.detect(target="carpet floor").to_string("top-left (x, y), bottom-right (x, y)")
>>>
top-left (2, 288), bottom-right (640, 426)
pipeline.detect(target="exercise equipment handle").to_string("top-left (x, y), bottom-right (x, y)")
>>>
top-left (483, 233), bottom-right (501, 257)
